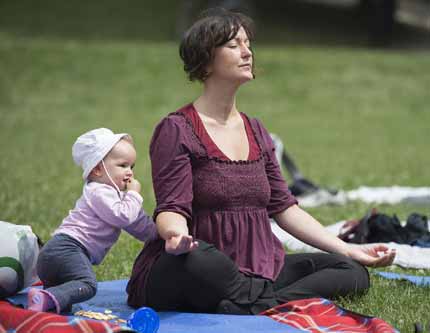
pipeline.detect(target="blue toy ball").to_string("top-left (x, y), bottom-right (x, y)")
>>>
top-left (127, 306), bottom-right (160, 333)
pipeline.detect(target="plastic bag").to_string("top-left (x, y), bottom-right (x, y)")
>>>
top-left (0, 221), bottom-right (39, 298)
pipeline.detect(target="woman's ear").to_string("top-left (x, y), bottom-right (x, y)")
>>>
top-left (205, 61), bottom-right (213, 78)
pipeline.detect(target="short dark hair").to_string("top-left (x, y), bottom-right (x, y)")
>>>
top-left (179, 8), bottom-right (255, 82)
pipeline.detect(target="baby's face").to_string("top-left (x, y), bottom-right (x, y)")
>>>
top-left (99, 140), bottom-right (136, 191)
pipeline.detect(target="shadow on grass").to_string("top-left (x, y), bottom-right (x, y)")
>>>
top-left (0, 0), bottom-right (429, 49)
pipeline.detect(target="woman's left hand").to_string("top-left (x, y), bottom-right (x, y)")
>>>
top-left (345, 243), bottom-right (396, 267)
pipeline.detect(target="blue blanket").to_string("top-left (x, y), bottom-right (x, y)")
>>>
top-left (9, 279), bottom-right (301, 333)
top-left (376, 272), bottom-right (430, 286)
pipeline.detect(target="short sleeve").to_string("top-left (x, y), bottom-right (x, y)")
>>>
top-left (150, 116), bottom-right (193, 221)
top-left (251, 119), bottom-right (298, 217)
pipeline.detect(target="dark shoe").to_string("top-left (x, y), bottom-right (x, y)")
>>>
top-left (216, 299), bottom-right (251, 315)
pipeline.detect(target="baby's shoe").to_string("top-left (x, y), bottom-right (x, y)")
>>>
top-left (27, 288), bottom-right (59, 313)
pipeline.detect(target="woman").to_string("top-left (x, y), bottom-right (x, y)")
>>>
top-left (127, 8), bottom-right (395, 314)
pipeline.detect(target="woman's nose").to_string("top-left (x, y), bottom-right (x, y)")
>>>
top-left (241, 45), bottom-right (252, 58)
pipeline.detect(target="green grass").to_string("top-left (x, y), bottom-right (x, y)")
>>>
top-left (1, 2), bottom-right (430, 331)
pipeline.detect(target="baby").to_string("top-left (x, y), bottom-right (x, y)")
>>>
top-left (28, 128), bottom-right (157, 313)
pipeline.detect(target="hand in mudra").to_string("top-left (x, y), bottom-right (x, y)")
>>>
top-left (346, 243), bottom-right (396, 267)
top-left (165, 234), bottom-right (199, 255)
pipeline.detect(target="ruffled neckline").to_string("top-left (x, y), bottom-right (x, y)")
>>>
top-left (171, 104), bottom-right (264, 166)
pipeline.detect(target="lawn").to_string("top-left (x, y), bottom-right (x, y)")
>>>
top-left (1, 1), bottom-right (430, 331)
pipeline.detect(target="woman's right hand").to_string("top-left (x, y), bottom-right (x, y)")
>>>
top-left (165, 234), bottom-right (199, 255)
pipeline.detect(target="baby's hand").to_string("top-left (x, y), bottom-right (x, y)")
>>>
top-left (126, 178), bottom-right (141, 193)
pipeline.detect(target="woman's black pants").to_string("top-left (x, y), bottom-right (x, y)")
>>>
top-left (145, 241), bottom-right (370, 314)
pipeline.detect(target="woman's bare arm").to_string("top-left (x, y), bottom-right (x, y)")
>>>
top-left (156, 211), bottom-right (199, 255)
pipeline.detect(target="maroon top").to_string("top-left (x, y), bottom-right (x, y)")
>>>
top-left (127, 104), bottom-right (297, 307)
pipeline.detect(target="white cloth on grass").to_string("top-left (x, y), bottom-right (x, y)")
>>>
top-left (270, 132), bottom-right (430, 207)
top-left (271, 220), bottom-right (430, 269)
top-left (296, 186), bottom-right (430, 208)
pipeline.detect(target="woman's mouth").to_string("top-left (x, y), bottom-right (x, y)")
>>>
top-left (239, 64), bottom-right (251, 70)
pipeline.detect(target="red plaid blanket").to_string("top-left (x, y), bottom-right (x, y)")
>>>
top-left (262, 298), bottom-right (398, 333)
top-left (0, 301), bottom-right (133, 333)
top-left (1, 297), bottom-right (398, 333)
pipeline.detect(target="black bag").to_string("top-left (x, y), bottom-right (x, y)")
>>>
top-left (339, 210), bottom-right (430, 246)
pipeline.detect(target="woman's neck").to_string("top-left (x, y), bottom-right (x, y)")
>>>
top-left (194, 80), bottom-right (240, 125)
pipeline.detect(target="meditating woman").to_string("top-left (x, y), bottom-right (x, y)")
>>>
top-left (127, 8), bottom-right (395, 314)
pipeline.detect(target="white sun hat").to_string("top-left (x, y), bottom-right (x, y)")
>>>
top-left (72, 128), bottom-right (129, 180)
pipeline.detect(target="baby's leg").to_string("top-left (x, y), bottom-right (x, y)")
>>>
top-left (31, 234), bottom-right (97, 313)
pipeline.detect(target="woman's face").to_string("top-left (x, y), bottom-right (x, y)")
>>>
top-left (208, 26), bottom-right (253, 84)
